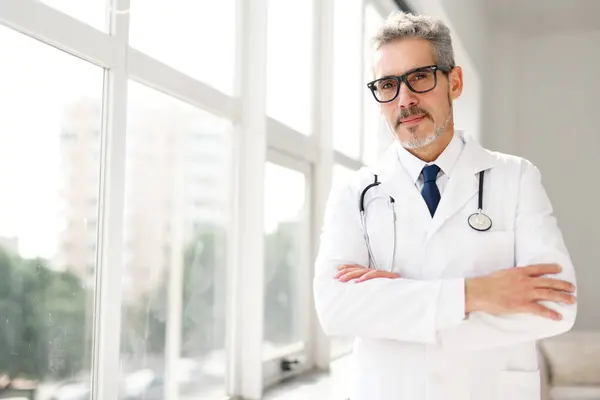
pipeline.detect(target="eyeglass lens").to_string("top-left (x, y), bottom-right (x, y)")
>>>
top-left (372, 67), bottom-right (436, 102)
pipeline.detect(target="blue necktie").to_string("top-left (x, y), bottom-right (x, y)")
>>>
top-left (421, 164), bottom-right (441, 217)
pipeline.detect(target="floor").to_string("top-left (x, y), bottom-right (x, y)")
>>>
top-left (263, 355), bottom-right (352, 400)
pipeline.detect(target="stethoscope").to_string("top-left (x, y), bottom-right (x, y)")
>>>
top-left (359, 170), bottom-right (492, 271)
top-left (359, 175), bottom-right (396, 272)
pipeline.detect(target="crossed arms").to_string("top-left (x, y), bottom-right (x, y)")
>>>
top-left (313, 162), bottom-right (577, 351)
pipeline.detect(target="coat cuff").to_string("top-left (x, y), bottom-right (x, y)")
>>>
top-left (435, 278), bottom-right (466, 330)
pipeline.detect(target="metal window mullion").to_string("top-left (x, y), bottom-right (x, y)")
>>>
top-left (359, 0), bottom-right (369, 163)
top-left (0, 0), bottom-right (119, 68)
top-left (266, 119), bottom-right (318, 164)
top-left (334, 150), bottom-right (364, 172)
top-left (228, 0), bottom-right (269, 397)
top-left (92, 1), bottom-right (130, 399)
top-left (266, 148), bottom-right (312, 174)
top-left (309, 0), bottom-right (335, 371)
top-left (128, 49), bottom-right (239, 122)
top-left (164, 110), bottom-right (184, 400)
top-left (370, 0), bottom-right (402, 16)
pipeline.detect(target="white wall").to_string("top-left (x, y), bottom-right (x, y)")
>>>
top-left (485, 20), bottom-right (600, 330)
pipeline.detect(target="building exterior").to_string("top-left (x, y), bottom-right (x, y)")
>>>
top-left (57, 98), bottom-right (231, 302)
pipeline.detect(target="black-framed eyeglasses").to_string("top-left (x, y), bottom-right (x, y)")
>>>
top-left (366, 65), bottom-right (451, 103)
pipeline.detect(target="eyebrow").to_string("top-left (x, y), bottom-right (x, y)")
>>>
top-left (376, 65), bottom-right (432, 81)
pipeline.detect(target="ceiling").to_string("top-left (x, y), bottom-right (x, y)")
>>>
top-left (486, 0), bottom-right (600, 14)
top-left (485, 0), bottom-right (600, 33)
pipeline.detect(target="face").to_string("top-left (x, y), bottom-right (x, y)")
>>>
top-left (372, 38), bottom-right (463, 150)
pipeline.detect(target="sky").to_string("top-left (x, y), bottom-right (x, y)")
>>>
top-left (0, 23), bottom-right (102, 259)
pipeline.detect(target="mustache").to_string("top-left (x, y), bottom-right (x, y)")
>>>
top-left (396, 106), bottom-right (431, 127)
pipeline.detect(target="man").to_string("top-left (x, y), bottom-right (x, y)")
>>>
top-left (313, 11), bottom-right (577, 400)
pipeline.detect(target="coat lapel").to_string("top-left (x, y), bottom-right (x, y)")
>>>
top-left (371, 143), bottom-right (431, 221)
top-left (426, 137), bottom-right (498, 239)
top-left (368, 136), bottom-right (498, 240)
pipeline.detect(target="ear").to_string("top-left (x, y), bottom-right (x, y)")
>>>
top-left (448, 66), bottom-right (463, 100)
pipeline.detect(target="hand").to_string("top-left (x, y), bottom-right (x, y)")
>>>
top-left (466, 263), bottom-right (577, 320)
top-left (335, 264), bottom-right (400, 283)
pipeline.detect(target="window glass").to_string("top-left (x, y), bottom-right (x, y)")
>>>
top-left (263, 163), bottom-right (307, 356)
top-left (120, 81), bottom-right (231, 399)
top-left (332, 0), bottom-right (363, 159)
top-left (329, 164), bottom-right (356, 359)
top-left (129, 0), bottom-right (236, 95)
top-left (40, 0), bottom-right (108, 31)
top-left (266, 0), bottom-right (313, 135)
top-left (363, 5), bottom-right (392, 166)
top-left (0, 25), bottom-right (103, 398)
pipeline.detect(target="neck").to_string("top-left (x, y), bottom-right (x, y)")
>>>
top-left (407, 130), bottom-right (454, 162)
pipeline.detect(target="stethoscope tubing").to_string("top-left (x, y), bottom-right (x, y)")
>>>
top-left (359, 169), bottom-right (491, 271)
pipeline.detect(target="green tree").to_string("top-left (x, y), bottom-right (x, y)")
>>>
top-left (264, 221), bottom-right (298, 345)
top-left (121, 219), bottom-right (299, 361)
top-left (0, 247), bottom-right (87, 390)
top-left (121, 224), bottom-right (228, 361)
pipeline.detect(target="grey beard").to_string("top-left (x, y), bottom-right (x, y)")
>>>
top-left (400, 111), bottom-right (452, 149)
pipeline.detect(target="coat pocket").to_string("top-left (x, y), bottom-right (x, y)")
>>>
top-left (464, 230), bottom-right (515, 276)
top-left (497, 370), bottom-right (541, 400)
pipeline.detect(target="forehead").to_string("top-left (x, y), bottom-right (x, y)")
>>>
top-left (372, 38), bottom-right (435, 79)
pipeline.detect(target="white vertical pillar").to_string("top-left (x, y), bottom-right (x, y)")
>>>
top-left (360, 0), bottom-right (368, 163)
top-left (309, 0), bottom-right (335, 371)
top-left (165, 124), bottom-right (185, 400)
top-left (227, 0), bottom-right (268, 398)
top-left (92, 0), bottom-right (129, 399)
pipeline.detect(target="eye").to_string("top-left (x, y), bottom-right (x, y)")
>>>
top-left (376, 79), bottom-right (397, 91)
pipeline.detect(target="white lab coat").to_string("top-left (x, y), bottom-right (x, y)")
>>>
top-left (313, 133), bottom-right (577, 400)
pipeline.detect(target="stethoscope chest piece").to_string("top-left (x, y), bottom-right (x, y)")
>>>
top-left (468, 210), bottom-right (492, 232)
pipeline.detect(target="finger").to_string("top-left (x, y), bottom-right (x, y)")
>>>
top-left (337, 269), bottom-right (371, 282)
top-left (356, 270), bottom-right (400, 282)
top-left (334, 266), bottom-right (363, 279)
top-left (524, 303), bottom-right (562, 321)
top-left (533, 278), bottom-right (576, 293)
top-left (337, 264), bottom-right (362, 271)
top-left (532, 288), bottom-right (577, 304)
top-left (520, 263), bottom-right (562, 277)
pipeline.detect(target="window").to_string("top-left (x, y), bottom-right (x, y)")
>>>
top-left (0, 25), bottom-right (102, 396)
top-left (332, 0), bottom-right (363, 159)
top-left (129, 0), bottom-right (236, 95)
top-left (119, 81), bottom-right (231, 399)
top-left (263, 162), bottom-right (307, 356)
top-left (0, 0), bottom-right (410, 396)
top-left (266, 0), bottom-right (313, 135)
top-left (332, 164), bottom-right (357, 189)
top-left (40, 0), bottom-right (108, 31)
top-left (329, 164), bottom-right (357, 360)
top-left (363, 5), bottom-right (391, 166)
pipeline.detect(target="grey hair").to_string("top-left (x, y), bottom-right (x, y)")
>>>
top-left (372, 11), bottom-right (455, 69)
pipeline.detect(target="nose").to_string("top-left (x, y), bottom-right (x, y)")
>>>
top-left (396, 82), bottom-right (418, 110)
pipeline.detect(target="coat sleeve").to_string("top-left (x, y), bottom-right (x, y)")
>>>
top-left (437, 160), bottom-right (577, 351)
top-left (313, 174), bottom-right (466, 344)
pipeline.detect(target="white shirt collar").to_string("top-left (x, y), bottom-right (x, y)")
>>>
top-left (396, 132), bottom-right (465, 184)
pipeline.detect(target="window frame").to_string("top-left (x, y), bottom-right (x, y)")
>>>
top-left (0, 0), bottom-right (407, 398)
top-left (262, 150), bottom-right (312, 389)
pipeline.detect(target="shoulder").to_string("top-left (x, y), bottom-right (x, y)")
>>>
top-left (482, 147), bottom-right (541, 179)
